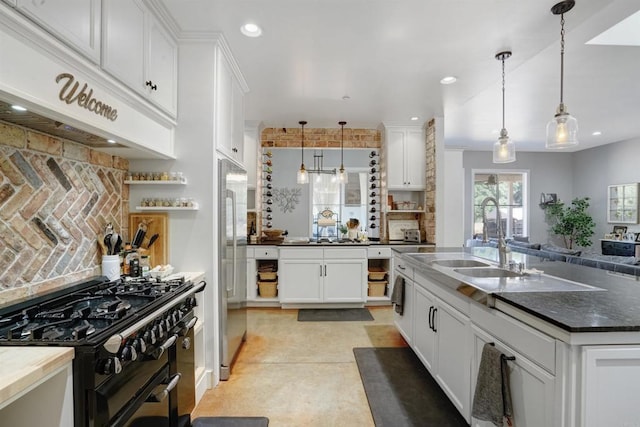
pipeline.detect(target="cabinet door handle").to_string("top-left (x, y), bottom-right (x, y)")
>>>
top-left (428, 306), bottom-right (433, 329)
top-left (432, 307), bottom-right (437, 332)
top-left (324, 265), bottom-right (327, 276)
top-left (320, 265), bottom-right (323, 277)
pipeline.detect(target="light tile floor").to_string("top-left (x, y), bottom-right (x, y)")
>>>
top-left (191, 307), bottom-right (407, 426)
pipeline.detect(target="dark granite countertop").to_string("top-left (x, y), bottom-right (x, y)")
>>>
top-left (395, 246), bottom-right (640, 333)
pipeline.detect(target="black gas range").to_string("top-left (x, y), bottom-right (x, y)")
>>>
top-left (0, 275), bottom-right (206, 427)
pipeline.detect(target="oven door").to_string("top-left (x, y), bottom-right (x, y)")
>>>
top-left (100, 361), bottom-right (184, 427)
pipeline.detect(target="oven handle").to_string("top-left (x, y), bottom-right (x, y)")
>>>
top-left (104, 280), bottom-right (206, 354)
top-left (146, 373), bottom-right (182, 403)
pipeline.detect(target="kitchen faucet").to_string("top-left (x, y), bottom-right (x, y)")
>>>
top-left (480, 196), bottom-right (511, 268)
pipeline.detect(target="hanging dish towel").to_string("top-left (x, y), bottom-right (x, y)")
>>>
top-left (472, 343), bottom-right (514, 426)
top-left (390, 276), bottom-right (405, 315)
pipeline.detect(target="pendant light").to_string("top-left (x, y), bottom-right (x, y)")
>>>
top-left (546, 0), bottom-right (578, 149)
top-left (493, 51), bottom-right (516, 163)
top-left (296, 120), bottom-right (309, 184)
top-left (337, 121), bottom-right (348, 183)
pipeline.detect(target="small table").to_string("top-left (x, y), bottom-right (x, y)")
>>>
top-left (600, 239), bottom-right (640, 257)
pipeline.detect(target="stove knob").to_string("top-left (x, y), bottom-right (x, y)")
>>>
top-left (163, 316), bottom-right (172, 330)
top-left (144, 329), bottom-right (156, 345)
top-left (153, 322), bottom-right (164, 339)
top-left (133, 338), bottom-right (147, 354)
top-left (98, 357), bottom-right (122, 375)
top-left (171, 310), bottom-right (181, 325)
top-left (121, 344), bottom-right (137, 362)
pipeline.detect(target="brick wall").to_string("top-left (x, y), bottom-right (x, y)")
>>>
top-left (261, 127), bottom-right (381, 149)
top-left (0, 121), bottom-right (129, 306)
top-left (424, 119), bottom-right (436, 244)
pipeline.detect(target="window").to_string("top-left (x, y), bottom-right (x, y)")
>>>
top-left (472, 171), bottom-right (528, 239)
top-left (310, 171), bottom-right (367, 238)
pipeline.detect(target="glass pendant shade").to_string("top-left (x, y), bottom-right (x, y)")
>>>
top-left (297, 165), bottom-right (308, 184)
top-left (337, 167), bottom-right (347, 184)
top-left (296, 120), bottom-right (308, 183)
top-left (493, 130), bottom-right (516, 163)
top-left (546, 104), bottom-right (578, 148)
top-left (337, 121), bottom-right (348, 184)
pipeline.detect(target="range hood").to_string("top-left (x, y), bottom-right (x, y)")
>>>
top-left (0, 99), bottom-right (170, 159)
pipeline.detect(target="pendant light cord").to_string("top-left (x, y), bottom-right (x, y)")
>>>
top-left (559, 13), bottom-right (565, 104)
top-left (501, 55), bottom-right (506, 130)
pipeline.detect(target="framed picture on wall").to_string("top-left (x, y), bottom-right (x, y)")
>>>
top-left (613, 225), bottom-right (628, 235)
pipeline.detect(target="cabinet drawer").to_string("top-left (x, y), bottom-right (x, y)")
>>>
top-left (254, 247), bottom-right (279, 259)
top-left (279, 248), bottom-right (323, 259)
top-left (324, 248), bottom-right (367, 259)
top-left (470, 304), bottom-right (556, 374)
top-left (367, 247), bottom-right (392, 259)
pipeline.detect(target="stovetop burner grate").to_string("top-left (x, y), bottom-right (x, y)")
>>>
top-left (0, 276), bottom-right (192, 344)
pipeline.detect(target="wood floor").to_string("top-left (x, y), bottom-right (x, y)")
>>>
top-left (191, 306), bottom-right (407, 426)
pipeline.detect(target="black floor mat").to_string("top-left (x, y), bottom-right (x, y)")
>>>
top-left (191, 417), bottom-right (269, 427)
top-left (353, 347), bottom-right (469, 427)
top-left (297, 308), bottom-right (374, 321)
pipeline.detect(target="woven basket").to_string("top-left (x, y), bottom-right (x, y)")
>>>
top-left (258, 271), bottom-right (277, 281)
top-left (258, 281), bottom-right (278, 298)
top-left (368, 281), bottom-right (387, 297)
top-left (368, 267), bottom-right (387, 281)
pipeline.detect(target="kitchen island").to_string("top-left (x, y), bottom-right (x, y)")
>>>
top-left (392, 246), bottom-right (640, 427)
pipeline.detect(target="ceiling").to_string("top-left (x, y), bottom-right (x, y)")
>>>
top-left (160, 0), bottom-right (640, 153)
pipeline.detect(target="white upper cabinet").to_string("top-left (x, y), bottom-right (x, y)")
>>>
top-left (215, 46), bottom-right (247, 165)
top-left (15, 0), bottom-right (101, 62)
top-left (102, 0), bottom-right (177, 116)
top-left (385, 126), bottom-right (426, 190)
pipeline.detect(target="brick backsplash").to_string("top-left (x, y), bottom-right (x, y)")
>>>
top-left (0, 121), bottom-right (129, 306)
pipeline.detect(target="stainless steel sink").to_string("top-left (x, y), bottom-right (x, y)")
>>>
top-left (454, 267), bottom-right (522, 278)
top-left (432, 259), bottom-right (491, 268)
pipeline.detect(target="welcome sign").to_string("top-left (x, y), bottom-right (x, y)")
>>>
top-left (55, 73), bottom-right (118, 122)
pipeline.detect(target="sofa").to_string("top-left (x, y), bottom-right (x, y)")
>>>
top-left (467, 238), bottom-right (640, 277)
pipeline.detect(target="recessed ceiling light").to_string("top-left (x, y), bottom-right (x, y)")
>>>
top-left (410, 116), bottom-right (419, 121)
top-left (107, 139), bottom-right (116, 144)
top-left (241, 23), bottom-right (262, 37)
top-left (11, 105), bottom-right (27, 112)
top-left (440, 76), bottom-right (457, 85)
top-left (592, 131), bottom-right (602, 136)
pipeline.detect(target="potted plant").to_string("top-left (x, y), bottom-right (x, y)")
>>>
top-left (543, 197), bottom-right (595, 249)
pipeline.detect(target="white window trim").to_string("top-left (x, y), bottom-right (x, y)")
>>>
top-left (471, 168), bottom-right (530, 238)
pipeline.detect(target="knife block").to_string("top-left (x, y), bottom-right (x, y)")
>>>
top-left (129, 212), bottom-right (168, 267)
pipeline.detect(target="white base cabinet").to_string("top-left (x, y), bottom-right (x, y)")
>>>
top-left (393, 259), bottom-right (414, 345)
top-left (582, 345), bottom-right (640, 427)
top-left (413, 272), bottom-right (471, 421)
top-left (470, 325), bottom-right (556, 427)
top-left (279, 248), bottom-right (367, 304)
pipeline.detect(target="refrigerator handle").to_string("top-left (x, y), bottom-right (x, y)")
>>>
top-left (226, 189), bottom-right (237, 297)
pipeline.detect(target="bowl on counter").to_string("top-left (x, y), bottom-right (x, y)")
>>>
top-left (262, 229), bottom-right (284, 239)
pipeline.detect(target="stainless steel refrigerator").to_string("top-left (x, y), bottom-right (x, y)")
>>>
top-left (218, 158), bottom-right (248, 380)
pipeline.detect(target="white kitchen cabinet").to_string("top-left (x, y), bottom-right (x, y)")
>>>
top-left (471, 325), bottom-right (555, 427)
top-left (279, 248), bottom-right (367, 304)
top-left (582, 345), bottom-right (640, 427)
top-left (215, 49), bottom-right (246, 165)
top-left (413, 284), bottom-right (437, 371)
top-left (413, 274), bottom-right (471, 421)
top-left (393, 260), bottom-right (414, 344)
top-left (15, 0), bottom-right (101, 62)
top-left (385, 125), bottom-right (426, 190)
top-left (102, 0), bottom-right (177, 116)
